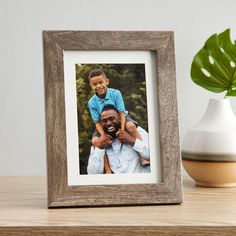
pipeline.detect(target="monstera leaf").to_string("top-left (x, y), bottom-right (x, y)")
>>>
top-left (191, 29), bottom-right (236, 96)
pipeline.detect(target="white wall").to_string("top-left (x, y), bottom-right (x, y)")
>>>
top-left (1, 0), bottom-right (236, 175)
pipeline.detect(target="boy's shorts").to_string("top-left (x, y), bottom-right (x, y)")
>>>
top-left (92, 115), bottom-right (138, 138)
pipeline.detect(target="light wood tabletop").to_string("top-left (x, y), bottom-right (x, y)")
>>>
top-left (0, 176), bottom-right (236, 235)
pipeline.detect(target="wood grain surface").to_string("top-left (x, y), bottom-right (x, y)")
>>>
top-left (43, 31), bottom-right (182, 207)
top-left (0, 176), bottom-right (236, 235)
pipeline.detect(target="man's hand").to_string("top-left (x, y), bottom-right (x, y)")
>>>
top-left (117, 130), bottom-right (135, 146)
top-left (96, 133), bottom-right (112, 149)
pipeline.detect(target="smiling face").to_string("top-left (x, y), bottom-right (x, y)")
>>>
top-left (100, 109), bottom-right (121, 138)
top-left (89, 75), bottom-right (109, 98)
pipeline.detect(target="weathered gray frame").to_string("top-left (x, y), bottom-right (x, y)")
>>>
top-left (43, 31), bottom-right (183, 207)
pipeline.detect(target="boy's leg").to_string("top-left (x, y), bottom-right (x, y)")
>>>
top-left (126, 122), bottom-right (150, 166)
top-left (126, 122), bottom-right (142, 139)
top-left (104, 152), bottom-right (112, 174)
top-left (91, 137), bottom-right (112, 174)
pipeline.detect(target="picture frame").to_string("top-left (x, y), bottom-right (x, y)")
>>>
top-left (43, 30), bottom-right (183, 207)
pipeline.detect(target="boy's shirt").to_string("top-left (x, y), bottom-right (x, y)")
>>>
top-left (88, 88), bottom-right (128, 123)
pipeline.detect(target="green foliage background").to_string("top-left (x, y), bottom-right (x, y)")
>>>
top-left (76, 64), bottom-right (148, 174)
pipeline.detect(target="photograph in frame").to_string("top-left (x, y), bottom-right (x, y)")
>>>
top-left (43, 30), bottom-right (183, 207)
top-left (77, 63), bottom-right (150, 175)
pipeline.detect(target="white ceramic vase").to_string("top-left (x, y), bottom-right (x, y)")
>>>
top-left (182, 98), bottom-right (236, 187)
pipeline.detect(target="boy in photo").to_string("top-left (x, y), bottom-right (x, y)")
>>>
top-left (88, 69), bottom-right (150, 174)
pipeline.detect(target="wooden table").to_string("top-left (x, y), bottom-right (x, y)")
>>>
top-left (0, 176), bottom-right (236, 235)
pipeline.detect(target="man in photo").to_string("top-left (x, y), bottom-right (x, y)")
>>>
top-left (87, 105), bottom-right (150, 174)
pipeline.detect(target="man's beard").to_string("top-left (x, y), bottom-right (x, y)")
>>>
top-left (104, 123), bottom-right (121, 139)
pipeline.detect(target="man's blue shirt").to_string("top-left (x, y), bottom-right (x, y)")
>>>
top-left (88, 88), bottom-right (128, 123)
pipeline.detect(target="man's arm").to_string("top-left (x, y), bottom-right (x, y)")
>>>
top-left (132, 127), bottom-right (150, 159)
top-left (87, 146), bottom-right (106, 174)
top-left (116, 130), bottom-right (136, 145)
top-left (87, 134), bottom-right (112, 174)
top-left (117, 127), bottom-right (150, 159)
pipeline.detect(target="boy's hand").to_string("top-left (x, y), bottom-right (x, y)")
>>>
top-left (117, 129), bottom-right (135, 146)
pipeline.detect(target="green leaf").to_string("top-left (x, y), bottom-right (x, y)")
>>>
top-left (191, 28), bottom-right (236, 96)
top-left (226, 88), bottom-right (236, 96)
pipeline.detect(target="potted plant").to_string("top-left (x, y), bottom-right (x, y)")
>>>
top-left (182, 29), bottom-right (236, 187)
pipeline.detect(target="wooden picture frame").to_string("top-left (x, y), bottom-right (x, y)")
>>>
top-left (43, 31), bottom-right (183, 207)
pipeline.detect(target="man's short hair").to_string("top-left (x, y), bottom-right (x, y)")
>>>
top-left (88, 69), bottom-right (106, 80)
top-left (101, 104), bottom-right (119, 113)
